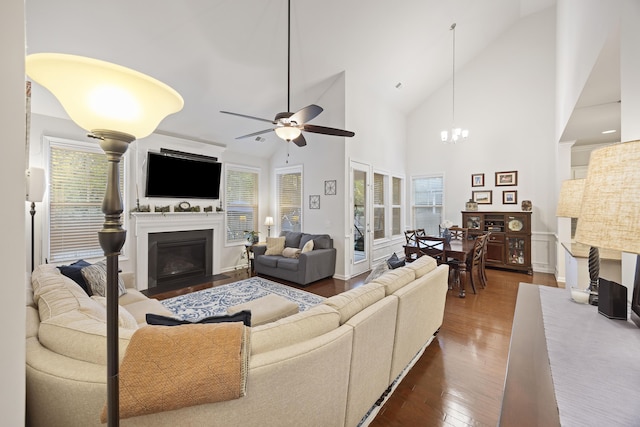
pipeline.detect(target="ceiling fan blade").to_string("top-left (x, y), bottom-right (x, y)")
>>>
top-left (236, 128), bottom-right (274, 139)
top-left (220, 110), bottom-right (275, 124)
top-left (293, 133), bottom-right (307, 147)
top-left (302, 124), bottom-right (355, 138)
top-left (289, 104), bottom-right (323, 125)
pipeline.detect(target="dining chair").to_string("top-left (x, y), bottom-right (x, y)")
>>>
top-left (449, 226), bottom-right (469, 241)
top-left (416, 235), bottom-right (446, 265)
top-left (403, 229), bottom-right (420, 262)
top-left (468, 234), bottom-right (489, 293)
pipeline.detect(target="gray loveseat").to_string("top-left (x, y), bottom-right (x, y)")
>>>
top-left (253, 231), bottom-right (336, 285)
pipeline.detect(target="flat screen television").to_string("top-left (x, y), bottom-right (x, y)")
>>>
top-left (145, 151), bottom-right (221, 199)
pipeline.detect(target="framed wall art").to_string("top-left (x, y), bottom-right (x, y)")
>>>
top-left (324, 179), bottom-right (337, 195)
top-left (309, 195), bottom-right (320, 209)
top-left (472, 190), bottom-right (493, 205)
top-left (471, 173), bottom-right (484, 187)
top-left (502, 190), bottom-right (517, 204)
top-left (495, 171), bottom-right (518, 186)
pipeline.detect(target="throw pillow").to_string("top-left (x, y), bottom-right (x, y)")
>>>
top-left (57, 259), bottom-right (92, 295)
top-left (91, 296), bottom-right (139, 330)
top-left (264, 236), bottom-right (286, 256)
top-left (364, 261), bottom-right (389, 284)
top-left (301, 239), bottom-right (314, 253)
top-left (282, 247), bottom-right (302, 259)
top-left (81, 260), bottom-right (127, 298)
top-left (387, 252), bottom-right (406, 269)
top-left (146, 311), bottom-right (252, 327)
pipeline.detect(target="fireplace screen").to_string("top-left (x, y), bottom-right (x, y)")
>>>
top-left (148, 229), bottom-right (213, 290)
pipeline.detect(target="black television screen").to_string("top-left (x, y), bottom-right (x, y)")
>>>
top-left (145, 151), bottom-right (221, 199)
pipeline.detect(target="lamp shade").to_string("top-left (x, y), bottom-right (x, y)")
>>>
top-left (574, 140), bottom-right (640, 254)
top-left (25, 53), bottom-right (184, 138)
top-left (556, 178), bottom-right (585, 218)
top-left (264, 216), bottom-right (274, 226)
top-left (26, 167), bottom-right (46, 202)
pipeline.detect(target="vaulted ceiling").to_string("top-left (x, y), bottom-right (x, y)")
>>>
top-left (26, 0), bottom-right (615, 157)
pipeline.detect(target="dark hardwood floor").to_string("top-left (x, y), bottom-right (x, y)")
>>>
top-left (151, 266), bottom-right (557, 427)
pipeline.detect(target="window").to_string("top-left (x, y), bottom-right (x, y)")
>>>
top-left (412, 175), bottom-right (444, 236)
top-left (373, 173), bottom-right (385, 239)
top-left (392, 176), bottom-right (402, 236)
top-left (46, 136), bottom-right (125, 263)
top-left (225, 165), bottom-right (259, 243)
top-left (276, 166), bottom-right (302, 232)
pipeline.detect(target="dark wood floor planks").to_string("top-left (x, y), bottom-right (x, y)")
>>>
top-left (152, 266), bottom-right (557, 426)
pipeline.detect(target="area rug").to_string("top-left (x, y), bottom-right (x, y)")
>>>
top-left (161, 277), bottom-right (326, 322)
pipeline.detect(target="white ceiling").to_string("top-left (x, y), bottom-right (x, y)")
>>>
top-left (25, 0), bottom-right (614, 156)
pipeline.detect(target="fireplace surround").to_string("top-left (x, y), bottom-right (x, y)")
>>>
top-left (131, 212), bottom-right (223, 291)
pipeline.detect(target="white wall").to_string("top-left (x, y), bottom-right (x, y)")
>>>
top-left (407, 7), bottom-right (557, 273)
top-left (1, 0), bottom-right (27, 423)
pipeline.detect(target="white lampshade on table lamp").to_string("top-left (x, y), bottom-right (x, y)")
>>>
top-left (574, 140), bottom-right (640, 320)
top-left (264, 216), bottom-right (274, 237)
top-left (26, 53), bottom-right (183, 426)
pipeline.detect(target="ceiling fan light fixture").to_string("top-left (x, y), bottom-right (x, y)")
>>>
top-left (275, 125), bottom-right (301, 141)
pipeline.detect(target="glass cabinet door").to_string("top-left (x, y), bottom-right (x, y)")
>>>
top-left (507, 237), bottom-right (526, 265)
top-left (465, 215), bottom-right (481, 230)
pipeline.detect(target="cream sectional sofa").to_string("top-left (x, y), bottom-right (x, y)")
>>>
top-left (25, 256), bottom-right (449, 427)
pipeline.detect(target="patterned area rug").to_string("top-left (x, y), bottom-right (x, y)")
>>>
top-left (161, 277), bottom-right (326, 322)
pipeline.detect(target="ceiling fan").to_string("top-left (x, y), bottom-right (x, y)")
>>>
top-left (220, 0), bottom-right (355, 147)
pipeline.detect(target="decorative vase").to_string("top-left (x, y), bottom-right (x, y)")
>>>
top-left (521, 200), bottom-right (532, 211)
top-left (465, 199), bottom-right (478, 211)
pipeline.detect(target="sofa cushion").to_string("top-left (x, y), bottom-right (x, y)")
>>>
top-left (405, 255), bottom-right (438, 278)
top-left (371, 266), bottom-right (416, 295)
top-left (31, 264), bottom-right (72, 302)
top-left (35, 275), bottom-right (98, 322)
top-left (122, 298), bottom-right (174, 325)
top-left (251, 304), bottom-right (339, 355)
top-left (81, 260), bottom-right (127, 297)
top-left (277, 257), bottom-right (299, 271)
top-left (57, 259), bottom-right (92, 295)
top-left (300, 234), bottom-right (331, 250)
top-left (256, 255), bottom-right (279, 268)
top-left (91, 296), bottom-right (139, 330)
top-left (387, 252), bottom-right (406, 269)
top-left (227, 294), bottom-right (299, 326)
top-left (146, 311), bottom-right (252, 327)
top-left (323, 282), bottom-right (385, 324)
top-left (282, 247), bottom-right (302, 258)
top-left (281, 231), bottom-right (303, 249)
top-left (265, 236), bottom-right (286, 256)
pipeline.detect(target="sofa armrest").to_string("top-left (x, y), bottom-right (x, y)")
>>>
top-left (298, 248), bottom-right (337, 282)
top-left (252, 244), bottom-right (267, 256)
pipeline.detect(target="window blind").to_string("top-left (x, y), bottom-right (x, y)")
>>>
top-left (225, 167), bottom-right (259, 242)
top-left (373, 173), bottom-right (385, 239)
top-left (392, 176), bottom-right (402, 235)
top-left (49, 142), bottom-right (124, 262)
top-left (412, 175), bottom-right (444, 236)
top-left (277, 168), bottom-right (302, 232)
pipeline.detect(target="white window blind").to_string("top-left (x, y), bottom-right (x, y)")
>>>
top-left (225, 166), bottom-right (259, 242)
top-left (412, 175), bottom-right (444, 236)
top-left (373, 173), bottom-right (385, 239)
top-left (392, 176), bottom-right (402, 236)
top-left (276, 167), bottom-right (302, 232)
top-left (48, 139), bottom-right (125, 263)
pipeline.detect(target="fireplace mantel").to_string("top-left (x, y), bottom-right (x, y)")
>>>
top-left (130, 212), bottom-right (224, 290)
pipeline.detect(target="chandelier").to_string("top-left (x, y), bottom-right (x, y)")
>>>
top-left (441, 23), bottom-right (469, 143)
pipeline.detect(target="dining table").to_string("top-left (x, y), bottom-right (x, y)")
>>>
top-left (444, 238), bottom-right (476, 298)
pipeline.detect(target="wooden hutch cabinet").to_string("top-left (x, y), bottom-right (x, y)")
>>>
top-left (461, 211), bottom-right (532, 274)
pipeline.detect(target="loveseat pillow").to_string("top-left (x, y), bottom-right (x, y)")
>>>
top-left (282, 247), bottom-right (302, 258)
top-left (387, 252), bottom-right (406, 269)
top-left (264, 236), bottom-right (286, 256)
top-left (281, 231), bottom-right (303, 249)
top-left (299, 234), bottom-right (331, 250)
top-left (301, 239), bottom-right (314, 253)
top-left (146, 311), bottom-right (252, 327)
top-left (57, 259), bottom-right (92, 295)
top-left (81, 260), bottom-right (127, 297)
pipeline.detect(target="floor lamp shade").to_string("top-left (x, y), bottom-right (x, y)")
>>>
top-left (26, 167), bottom-right (46, 202)
top-left (556, 178), bottom-right (585, 218)
top-left (574, 140), bottom-right (640, 255)
top-left (25, 53), bottom-right (184, 138)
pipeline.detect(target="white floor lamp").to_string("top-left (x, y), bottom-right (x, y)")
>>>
top-left (26, 53), bottom-right (183, 426)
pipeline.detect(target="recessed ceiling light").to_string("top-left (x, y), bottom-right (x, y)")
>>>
top-left (602, 129), bottom-right (617, 134)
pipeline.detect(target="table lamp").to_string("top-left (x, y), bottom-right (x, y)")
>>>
top-left (574, 140), bottom-right (640, 321)
top-left (26, 53), bottom-right (183, 426)
top-left (265, 216), bottom-right (274, 237)
top-left (26, 167), bottom-right (46, 272)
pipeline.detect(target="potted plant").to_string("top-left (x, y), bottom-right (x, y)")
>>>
top-left (245, 230), bottom-right (259, 244)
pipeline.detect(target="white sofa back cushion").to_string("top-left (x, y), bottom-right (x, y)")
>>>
top-left (251, 304), bottom-right (339, 355)
top-left (371, 266), bottom-right (416, 296)
top-left (323, 282), bottom-right (386, 324)
top-left (404, 255), bottom-right (438, 278)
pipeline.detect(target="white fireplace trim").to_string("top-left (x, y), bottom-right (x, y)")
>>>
top-left (131, 212), bottom-right (224, 291)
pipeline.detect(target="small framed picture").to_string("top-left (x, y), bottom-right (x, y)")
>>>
top-left (309, 195), bottom-right (320, 209)
top-left (324, 180), bottom-right (337, 195)
top-left (502, 190), bottom-right (517, 204)
top-left (471, 173), bottom-right (484, 187)
top-left (472, 190), bottom-right (493, 205)
top-left (495, 171), bottom-right (518, 186)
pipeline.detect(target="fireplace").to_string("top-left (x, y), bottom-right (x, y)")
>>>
top-left (148, 229), bottom-right (213, 291)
